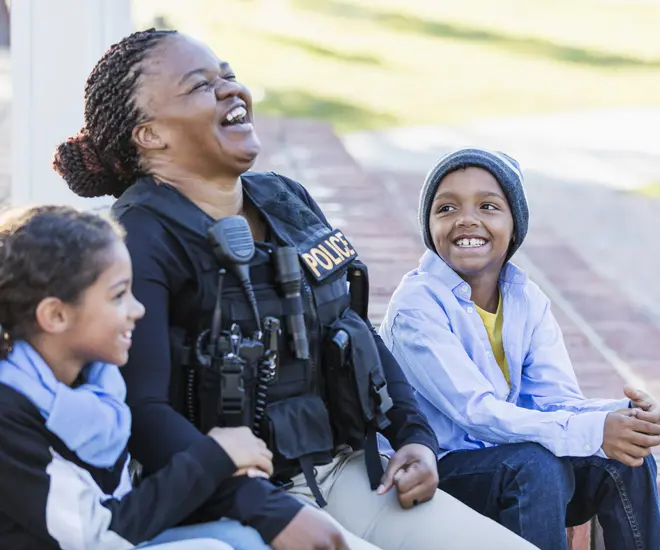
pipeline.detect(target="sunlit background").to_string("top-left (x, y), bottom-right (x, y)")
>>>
top-left (134, 0), bottom-right (660, 135)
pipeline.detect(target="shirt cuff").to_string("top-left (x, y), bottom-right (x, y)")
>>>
top-left (566, 410), bottom-right (609, 456)
top-left (611, 398), bottom-right (633, 411)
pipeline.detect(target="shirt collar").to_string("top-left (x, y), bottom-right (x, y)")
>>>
top-left (419, 250), bottom-right (528, 294)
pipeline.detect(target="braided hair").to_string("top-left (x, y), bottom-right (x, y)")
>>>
top-left (0, 206), bottom-right (125, 359)
top-left (53, 28), bottom-right (177, 199)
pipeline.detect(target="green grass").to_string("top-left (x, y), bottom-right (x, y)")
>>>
top-left (133, 0), bottom-right (660, 133)
top-left (638, 182), bottom-right (660, 197)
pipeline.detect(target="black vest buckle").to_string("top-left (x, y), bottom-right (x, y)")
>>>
top-left (219, 359), bottom-right (245, 414)
top-left (371, 373), bottom-right (393, 415)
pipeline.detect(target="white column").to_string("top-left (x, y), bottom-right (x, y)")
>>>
top-left (11, 0), bottom-right (132, 209)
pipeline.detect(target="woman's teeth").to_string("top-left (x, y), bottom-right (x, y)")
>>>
top-left (121, 330), bottom-right (132, 340)
top-left (224, 105), bottom-right (248, 125)
top-left (455, 238), bottom-right (486, 248)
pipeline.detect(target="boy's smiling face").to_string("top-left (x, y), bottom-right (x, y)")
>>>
top-left (429, 166), bottom-right (514, 281)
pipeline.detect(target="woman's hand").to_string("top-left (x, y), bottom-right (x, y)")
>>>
top-left (377, 443), bottom-right (439, 509)
top-left (207, 426), bottom-right (273, 477)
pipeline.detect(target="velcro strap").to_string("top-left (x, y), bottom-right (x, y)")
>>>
top-left (299, 455), bottom-right (327, 508)
top-left (365, 428), bottom-right (385, 491)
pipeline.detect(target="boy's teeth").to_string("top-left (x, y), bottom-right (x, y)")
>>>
top-left (122, 330), bottom-right (132, 339)
top-left (225, 106), bottom-right (247, 123)
top-left (456, 238), bottom-right (486, 248)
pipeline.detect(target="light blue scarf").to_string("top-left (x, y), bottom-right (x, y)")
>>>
top-left (0, 340), bottom-right (131, 468)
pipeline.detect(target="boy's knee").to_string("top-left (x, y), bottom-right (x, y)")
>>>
top-left (502, 443), bottom-right (572, 487)
top-left (603, 454), bottom-right (657, 480)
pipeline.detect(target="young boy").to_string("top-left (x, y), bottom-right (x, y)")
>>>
top-left (379, 148), bottom-right (660, 550)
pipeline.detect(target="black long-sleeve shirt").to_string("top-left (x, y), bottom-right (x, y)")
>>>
top-left (0, 384), bottom-right (236, 550)
top-left (115, 173), bottom-right (439, 542)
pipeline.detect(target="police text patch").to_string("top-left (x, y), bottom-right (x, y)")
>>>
top-left (300, 229), bottom-right (358, 282)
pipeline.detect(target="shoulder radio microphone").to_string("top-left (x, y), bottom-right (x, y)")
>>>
top-left (208, 216), bottom-right (261, 333)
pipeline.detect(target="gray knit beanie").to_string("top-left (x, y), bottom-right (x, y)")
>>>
top-left (418, 148), bottom-right (529, 260)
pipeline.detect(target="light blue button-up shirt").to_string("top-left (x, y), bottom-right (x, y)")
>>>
top-left (379, 250), bottom-right (630, 459)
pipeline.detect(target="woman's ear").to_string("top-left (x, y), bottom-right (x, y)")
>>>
top-left (132, 122), bottom-right (166, 151)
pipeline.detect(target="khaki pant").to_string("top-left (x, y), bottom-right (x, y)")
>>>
top-left (288, 451), bottom-right (539, 550)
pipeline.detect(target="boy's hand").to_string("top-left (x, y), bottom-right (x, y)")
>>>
top-left (377, 443), bottom-right (438, 509)
top-left (624, 386), bottom-right (660, 423)
top-left (602, 411), bottom-right (660, 467)
top-left (271, 507), bottom-right (349, 550)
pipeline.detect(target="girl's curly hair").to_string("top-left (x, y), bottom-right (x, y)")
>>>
top-left (0, 205), bottom-right (124, 358)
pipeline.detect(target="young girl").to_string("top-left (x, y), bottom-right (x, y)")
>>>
top-left (0, 205), bottom-right (272, 550)
top-left (379, 148), bottom-right (660, 550)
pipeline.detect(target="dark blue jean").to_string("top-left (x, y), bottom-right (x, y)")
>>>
top-left (436, 443), bottom-right (659, 550)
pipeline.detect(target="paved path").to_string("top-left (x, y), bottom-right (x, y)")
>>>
top-left (343, 113), bottom-right (660, 403)
top-left (344, 109), bottom-right (660, 331)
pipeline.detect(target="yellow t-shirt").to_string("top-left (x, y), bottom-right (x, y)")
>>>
top-left (475, 294), bottom-right (510, 386)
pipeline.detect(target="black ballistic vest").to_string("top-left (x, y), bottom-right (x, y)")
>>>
top-left (113, 173), bottom-right (392, 503)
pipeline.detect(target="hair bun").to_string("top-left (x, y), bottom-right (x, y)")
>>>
top-left (53, 129), bottom-right (126, 198)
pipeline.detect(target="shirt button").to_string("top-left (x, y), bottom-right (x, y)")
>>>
top-left (467, 307), bottom-right (474, 314)
top-left (461, 285), bottom-right (469, 293)
top-left (584, 443), bottom-right (590, 451)
top-left (486, 352), bottom-right (492, 358)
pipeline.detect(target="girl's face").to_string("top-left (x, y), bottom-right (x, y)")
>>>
top-left (63, 239), bottom-right (145, 368)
